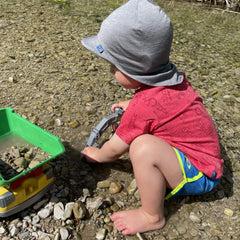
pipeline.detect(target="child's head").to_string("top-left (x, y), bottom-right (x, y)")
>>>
top-left (81, 0), bottom-right (183, 87)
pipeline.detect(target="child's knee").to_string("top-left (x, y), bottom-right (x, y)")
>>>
top-left (129, 134), bottom-right (151, 160)
top-left (129, 134), bottom-right (164, 161)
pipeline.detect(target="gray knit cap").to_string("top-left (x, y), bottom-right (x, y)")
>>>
top-left (81, 0), bottom-right (183, 86)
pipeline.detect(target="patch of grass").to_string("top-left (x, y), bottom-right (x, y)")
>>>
top-left (45, 0), bottom-right (71, 10)
top-left (106, 0), bottom-right (128, 9)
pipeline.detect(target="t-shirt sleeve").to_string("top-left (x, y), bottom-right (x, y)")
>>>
top-left (115, 101), bottom-right (152, 144)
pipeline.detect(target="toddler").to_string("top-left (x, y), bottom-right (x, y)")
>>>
top-left (81, 0), bottom-right (223, 235)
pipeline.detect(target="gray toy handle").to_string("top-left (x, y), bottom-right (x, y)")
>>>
top-left (86, 107), bottom-right (124, 147)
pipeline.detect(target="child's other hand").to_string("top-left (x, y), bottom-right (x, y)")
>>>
top-left (111, 100), bottom-right (131, 112)
top-left (81, 147), bottom-right (100, 163)
top-left (81, 134), bottom-right (129, 163)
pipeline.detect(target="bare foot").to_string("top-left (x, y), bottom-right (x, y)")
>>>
top-left (110, 207), bottom-right (165, 235)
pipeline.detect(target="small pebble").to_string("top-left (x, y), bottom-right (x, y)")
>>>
top-left (97, 180), bottom-right (111, 188)
top-left (189, 212), bottom-right (201, 223)
top-left (224, 208), bottom-right (234, 217)
top-left (96, 228), bottom-right (107, 240)
top-left (73, 201), bottom-right (87, 219)
top-left (127, 179), bottom-right (137, 195)
top-left (60, 228), bottom-right (69, 240)
top-left (110, 203), bottom-right (120, 212)
top-left (109, 182), bottom-right (122, 194)
top-left (69, 120), bottom-right (80, 128)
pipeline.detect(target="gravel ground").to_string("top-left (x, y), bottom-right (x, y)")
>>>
top-left (0, 0), bottom-right (239, 239)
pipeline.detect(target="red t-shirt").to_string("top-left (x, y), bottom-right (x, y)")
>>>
top-left (116, 76), bottom-right (223, 179)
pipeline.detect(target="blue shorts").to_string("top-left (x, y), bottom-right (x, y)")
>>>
top-left (165, 148), bottom-right (220, 200)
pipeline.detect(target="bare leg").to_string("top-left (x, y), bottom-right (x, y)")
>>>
top-left (110, 134), bottom-right (183, 235)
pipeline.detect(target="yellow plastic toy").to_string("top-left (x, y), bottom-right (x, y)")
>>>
top-left (0, 108), bottom-right (65, 217)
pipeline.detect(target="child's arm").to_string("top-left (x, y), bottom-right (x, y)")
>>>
top-left (81, 133), bottom-right (129, 163)
top-left (111, 100), bottom-right (131, 112)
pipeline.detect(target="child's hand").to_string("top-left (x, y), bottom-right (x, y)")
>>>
top-left (111, 100), bottom-right (131, 112)
top-left (81, 146), bottom-right (101, 163)
top-left (81, 134), bottom-right (129, 164)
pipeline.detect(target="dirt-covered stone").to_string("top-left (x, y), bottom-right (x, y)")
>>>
top-left (0, 145), bottom-right (51, 179)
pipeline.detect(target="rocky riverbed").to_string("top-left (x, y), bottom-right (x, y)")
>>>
top-left (0, 0), bottom-right (239, 239)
